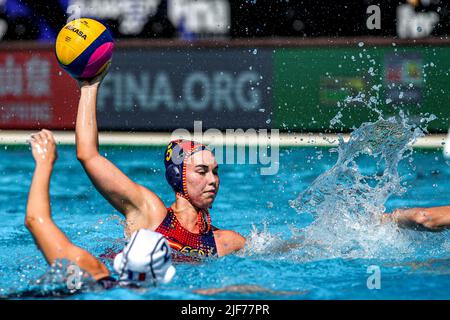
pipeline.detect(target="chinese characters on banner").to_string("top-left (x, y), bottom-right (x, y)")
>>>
top-left (0, 50), bottom-right (78, 129)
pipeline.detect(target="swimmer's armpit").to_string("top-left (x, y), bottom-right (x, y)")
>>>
top-left (193, 285), bottom-right (307, 296)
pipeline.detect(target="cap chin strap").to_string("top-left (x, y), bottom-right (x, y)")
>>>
top-left (175, 142), bottom-right (213, 234)
top-left (199, 208), bottom-right (212, 234)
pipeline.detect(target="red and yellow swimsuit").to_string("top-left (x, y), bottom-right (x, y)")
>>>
top-left (155, 208), bottom-right (218, 260)
top-left (100, 208), bottom-right (218, 262)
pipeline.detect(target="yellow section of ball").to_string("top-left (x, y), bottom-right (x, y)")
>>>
top-left (55, 18), bottom-right (106, 65)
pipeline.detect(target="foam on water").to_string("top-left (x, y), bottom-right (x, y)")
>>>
top-left (242, 222), bottom-right (284, 256)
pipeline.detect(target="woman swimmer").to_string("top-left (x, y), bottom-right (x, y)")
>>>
top-left (74, 67), bottom-right (245, 259)
top-left (24, 129), bottom-right (175, 296)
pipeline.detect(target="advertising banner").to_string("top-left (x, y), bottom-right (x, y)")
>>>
top-left (96, 48), bottom-right (273, 130)
top-left (0, 47), bottom-right (273, 131)
top-left (273, 46), bottom-right (450, 133)
top-left (1, 43), bottom-right (449, 133)
top-left (0, 50), bottom-right (78, 130)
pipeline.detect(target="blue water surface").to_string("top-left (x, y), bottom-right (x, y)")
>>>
top-left (0, 145), bottom-right (449, 299)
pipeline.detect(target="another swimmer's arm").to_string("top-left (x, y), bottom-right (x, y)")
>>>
top-left (75, 71), bottom-right (166, 224)
top-left (26, 130), bottom-right (109, 281)
top-left (383, 206), bottom-right (450, 231)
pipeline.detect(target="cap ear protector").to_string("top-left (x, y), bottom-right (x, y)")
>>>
top-left (164, 139), bottom-right (209, 197)
top-left (165, 163), bottom-right (182, 193)
top-left (164, 141), bottom-right (185, 195)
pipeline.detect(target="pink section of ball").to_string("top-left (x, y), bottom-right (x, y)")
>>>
top-left (80, 42), bottom-right (114, 79)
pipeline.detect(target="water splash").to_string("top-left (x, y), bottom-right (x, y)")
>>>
top-left (239, 113), bottom-right (449, 261)
top-left (242, 222), bottom-right (283, 256)
top-left (287, 114), bottom-right (448, 260)
top-left (291, 116), bottom-right (420, 218)
top-left (0, 259), bottom-right (96, 299)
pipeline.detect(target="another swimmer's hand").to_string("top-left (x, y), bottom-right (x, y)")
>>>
top-left (28, 129), bottom-right (58, 168)
top-left (383, 208), bottom-right (449, 231)
top-left (77, 61), bottom-right (111, 89)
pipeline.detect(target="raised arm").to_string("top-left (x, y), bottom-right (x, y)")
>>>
top-left (383, 206), bottom-right (450, 231)
top-left (75, 71), bottom-right (166, 232)
top-left (25, 130), bottom-right (109, 281)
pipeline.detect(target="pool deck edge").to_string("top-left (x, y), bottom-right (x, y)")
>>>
top-left (0, 130), bottom-right (448, 149)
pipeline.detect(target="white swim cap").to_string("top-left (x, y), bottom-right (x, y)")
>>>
top-left (113, 229), bottom-right (176, 286)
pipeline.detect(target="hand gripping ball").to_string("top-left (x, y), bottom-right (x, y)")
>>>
top-left (55, 18), bottom-right (114, 80)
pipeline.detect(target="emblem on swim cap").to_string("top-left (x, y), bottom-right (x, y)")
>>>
top-left (113, 229), bottom-right (176, 286)
top-left (164, 139), bottom-right (209, 198)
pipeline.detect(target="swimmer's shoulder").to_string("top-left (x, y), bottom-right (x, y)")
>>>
top-left (213, 229), bottom-right (246, 256)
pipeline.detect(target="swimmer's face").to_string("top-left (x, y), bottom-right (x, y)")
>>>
top-left (184, 150), bottom-right (219, 209)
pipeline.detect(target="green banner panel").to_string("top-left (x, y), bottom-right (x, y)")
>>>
top-left (273, 46), bottom-right (450, 133)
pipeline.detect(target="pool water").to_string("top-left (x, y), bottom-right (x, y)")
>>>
top-left (0, 141), bottom-right (449, 299)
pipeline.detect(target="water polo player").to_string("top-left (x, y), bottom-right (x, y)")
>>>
top-left (25, 130), bottom-right (175, 294)
top-left (74, 68), bottom-right (245, 259)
